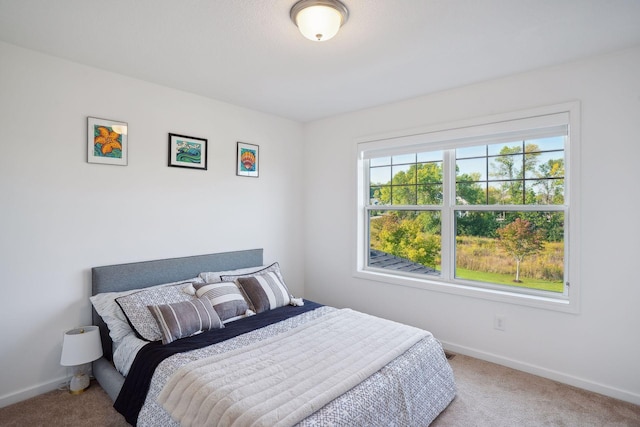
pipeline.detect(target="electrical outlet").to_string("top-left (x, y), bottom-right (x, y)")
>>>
top-left (494, 314), bottom-right (506, 331)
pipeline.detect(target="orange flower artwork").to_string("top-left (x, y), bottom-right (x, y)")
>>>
top-left (94, 126), bottom-right (123, 157)
top-left (87, 117), bottom-right (127, 165)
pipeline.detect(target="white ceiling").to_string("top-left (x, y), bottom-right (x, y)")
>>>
top-left (1, 0), bottom-right (640, 122)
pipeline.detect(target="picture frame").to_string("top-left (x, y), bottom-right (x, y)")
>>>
top-left (87, 117), bottom-right (128, 165)
top-left (236, 142), bottom-right (259, 177)
top-left (168, 133), bottom-right (208, 170)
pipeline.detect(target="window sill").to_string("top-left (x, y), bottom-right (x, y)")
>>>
top-left (353, 268), bottom-right (579, 314)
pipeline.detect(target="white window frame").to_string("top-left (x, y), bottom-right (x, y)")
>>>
top-left (354, 102), bottom-right (581, 313)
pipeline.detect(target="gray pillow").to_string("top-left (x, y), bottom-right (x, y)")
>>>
top-left (148, 298), bottom-right (223, 345)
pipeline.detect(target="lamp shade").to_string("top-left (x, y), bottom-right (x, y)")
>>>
top-left (290, 0), bottom-right (349, 42)
top-left (60, 326), bottom-right (103, 366)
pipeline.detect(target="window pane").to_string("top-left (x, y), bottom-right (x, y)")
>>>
top-left (456, 157), bottom-right (486, 181)
top-left (417, 162), bottom-right (443, 184)
top-left (391, 164), bottom-right (413, 184)
top-left (417, 151), bottom-right (443, 162)
top-left (489, 153), bottom-right (523, 181)
top-left (455, 211), bottom-right (564, 293)
top-left (457, 181), bottom-right (487, 205)
top-left (531, 178), bottom-right (564, 205)
top-left (371, 185), bottom-right (391, 205)
top-left (369, 210), bottom-right (441, 277)
top-left (391, 185), bottom-right (417, 205)
top-left (488, 180), bottom-right (524, 204)
top-left (457, 145), bottom-right (486, 159)
top-left (392, 153), bottom-right (416, 164)
top-left (488, 141), bottom-right (522, 156)
top-left (418, 184), bottom-right (443, 205)
top-left (529, 136), bottom-right (565, 151)
top-left (370, 157), bottom-right (391, 167)
top-left (525, 151), bottom-right (564, 179)
top-left (370, 166), bottom-right (391, 185)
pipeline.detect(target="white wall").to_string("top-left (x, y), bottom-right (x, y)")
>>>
top-left (0, 41), bottom-right (304, 406)
top-left (303, 46), bottom-right (640, 404)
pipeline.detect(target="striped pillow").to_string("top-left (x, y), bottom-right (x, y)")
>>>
top-left (235, 272), bottom-right (291, 314)
top-left (148, 298), bottom-right (223, 345)
top-left (195, 282), bottom-right (250, 322)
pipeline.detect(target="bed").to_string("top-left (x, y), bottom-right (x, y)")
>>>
top-left (91, 249), bottom-right (456, 426)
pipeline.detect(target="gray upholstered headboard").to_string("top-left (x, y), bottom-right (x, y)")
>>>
top-left (91, 249), bottom-right (264, 360)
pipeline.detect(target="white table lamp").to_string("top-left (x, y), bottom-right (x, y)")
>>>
top-left (60, 326), bottom-right (103, 394)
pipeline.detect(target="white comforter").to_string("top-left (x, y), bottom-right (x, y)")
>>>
top-left (157, 309), bottom-right (428, 427)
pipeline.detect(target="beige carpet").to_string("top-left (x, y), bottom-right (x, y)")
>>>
top-left (432, 355), bottom-right (640, 427)
top-left (0, 381), bottom-right (129, 427)
top-left (1, 354), bottom-right (639, 426)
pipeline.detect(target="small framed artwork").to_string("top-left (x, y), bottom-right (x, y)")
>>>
top-left (168, 133), bottom-right (208, 170)
top-left (236, 142), bottom-right (259, 177)
top-left (87, 117), bottom-right (128, 165)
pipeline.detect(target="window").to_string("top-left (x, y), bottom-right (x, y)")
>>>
top-left (356, 103), bottom-right (580, 312)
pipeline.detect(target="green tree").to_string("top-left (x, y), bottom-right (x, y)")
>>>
top-left (490, 144), bottom-right (540, 204)
top-left (377, 163), bottom-right (442, 206)
top-left (496, 218), bottom-right (545, 282)
top-left (456, 211), bottom-right (501, 237)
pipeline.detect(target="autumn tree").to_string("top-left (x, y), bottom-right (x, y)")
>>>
top-left (496, 218), bottom-right (544, 282)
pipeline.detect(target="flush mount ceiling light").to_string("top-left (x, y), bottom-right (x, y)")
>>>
top-left (290, 0), bottom-right (349, 42)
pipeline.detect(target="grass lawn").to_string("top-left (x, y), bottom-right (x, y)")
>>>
top-left (456, 268), bottom-right (564, 293)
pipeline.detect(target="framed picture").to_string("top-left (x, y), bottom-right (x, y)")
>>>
top-left (87, 117), bottom-right (128, 165)
top-left (236, 142), bottom-right (259, 177)
top-left (168, 133), bottom-right (208, 170)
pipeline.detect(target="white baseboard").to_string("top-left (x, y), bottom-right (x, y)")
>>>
top-left (0, 376), bottom-right (67, 408)
top-left (441, 341), bottom-right (640, 406)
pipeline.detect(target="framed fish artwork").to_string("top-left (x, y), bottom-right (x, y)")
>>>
top-left (168, 133), bottom-right (208, 170)
top-left (87, 117), bottom-right (128, 165)
top-left (236, 141), bottom-right (259, 177)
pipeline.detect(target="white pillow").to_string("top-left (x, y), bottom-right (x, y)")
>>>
top-left (90, 289), bottom-right (139, 345)
top-left (218, 262), bottom-right (287, 286)
top-left (198, 265), bottom-right (271, 284)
